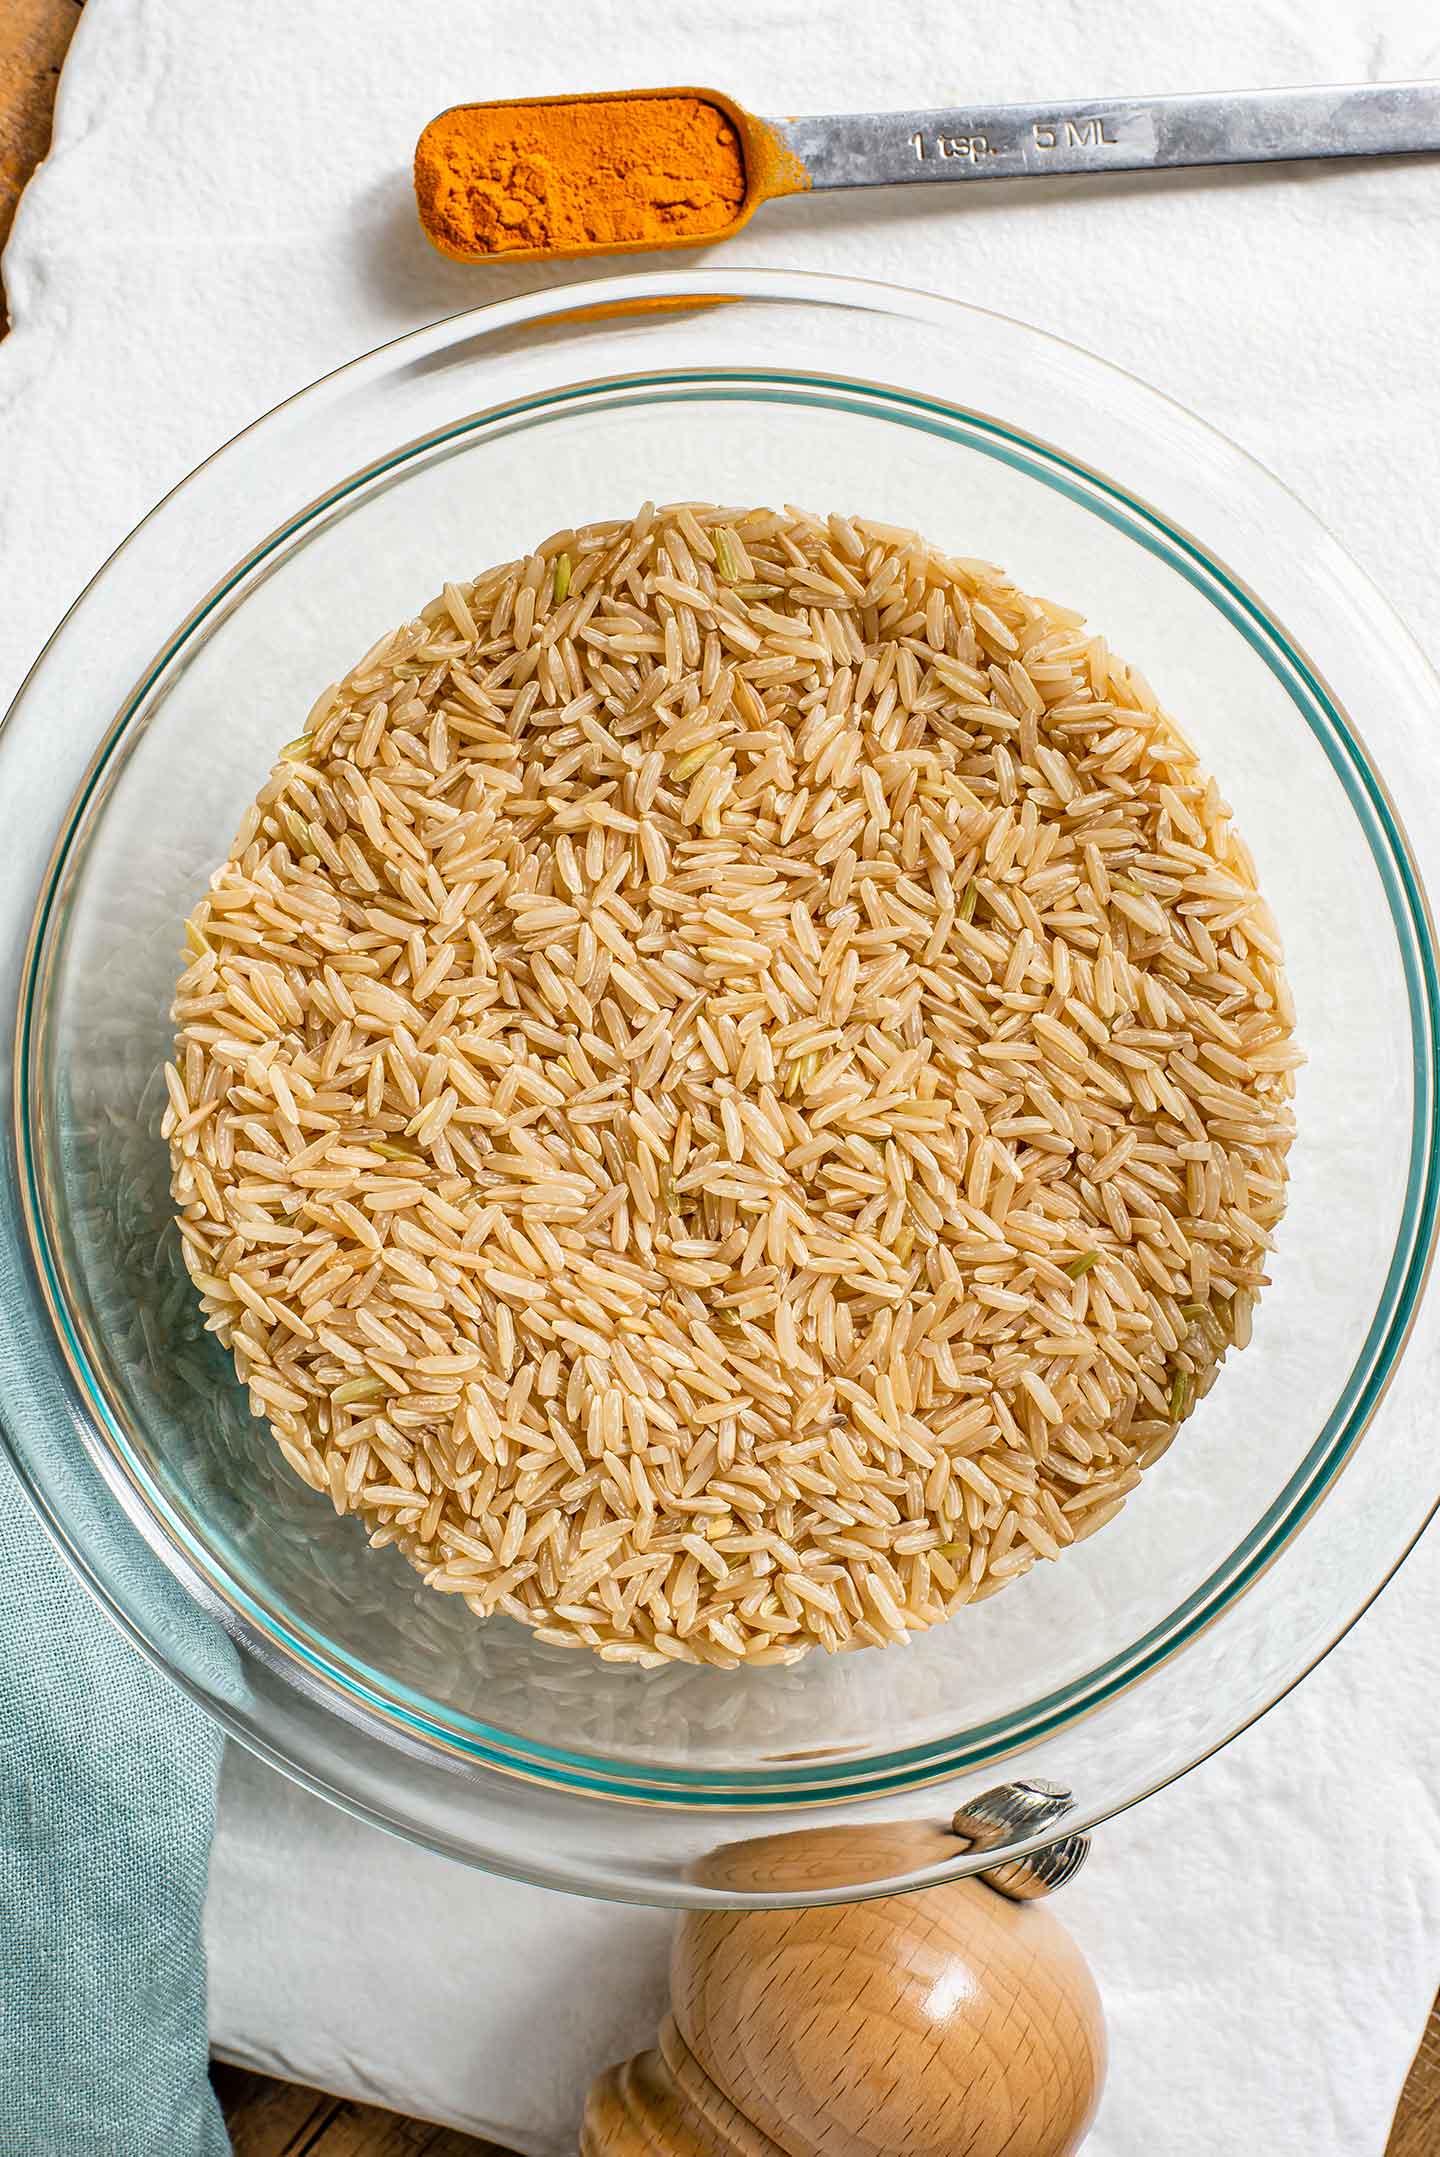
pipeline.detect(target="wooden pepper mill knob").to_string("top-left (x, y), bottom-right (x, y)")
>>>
top-left (581, 1814), bottom-right (1104, 2157)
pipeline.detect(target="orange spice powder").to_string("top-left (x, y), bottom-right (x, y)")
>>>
top-left (414, 94), bottom-right (748, 261)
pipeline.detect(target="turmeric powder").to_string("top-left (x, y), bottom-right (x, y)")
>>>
top-left (414, 94), bottom-right (748, 262)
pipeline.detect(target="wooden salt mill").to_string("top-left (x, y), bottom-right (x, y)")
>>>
top-left (582, 1781), bottom-right (1104, 2157)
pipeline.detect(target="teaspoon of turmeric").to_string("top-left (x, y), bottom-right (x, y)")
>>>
top-left (414, 91), bottom-right (785, 265)
top-left (416, 80), bottom-right (1440, 265)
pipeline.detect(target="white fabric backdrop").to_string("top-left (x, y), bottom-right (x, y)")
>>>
top-left (5, 1), bottom-right (1440, 2149)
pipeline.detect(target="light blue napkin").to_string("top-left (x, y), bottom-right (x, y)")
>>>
top-left (0, 1330), bottom-right (229, 2155)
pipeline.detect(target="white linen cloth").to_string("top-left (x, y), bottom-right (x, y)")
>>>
top-left (5, 1), bottom-right (1440, 2149)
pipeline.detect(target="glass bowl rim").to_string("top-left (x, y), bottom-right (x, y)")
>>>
top-left (8, 264), bottom-right (1440, 1817)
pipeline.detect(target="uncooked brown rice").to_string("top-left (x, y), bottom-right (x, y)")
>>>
top-left (165, 503), bottom-right (1298, 1667)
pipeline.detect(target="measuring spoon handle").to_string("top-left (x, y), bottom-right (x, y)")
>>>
top-left (768, 81), bottom-right (1440, 189)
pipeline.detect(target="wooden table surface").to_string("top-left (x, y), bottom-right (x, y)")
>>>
top-left (4, 5), bottom-right (1438, 2151)
top-left (210, 2063), bottom-right (510, 2157)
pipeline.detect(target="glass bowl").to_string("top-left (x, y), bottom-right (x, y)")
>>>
top-left (3, 268), bottom-right (1439, 1906)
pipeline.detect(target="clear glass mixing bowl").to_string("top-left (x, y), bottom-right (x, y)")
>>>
top-left (3, 269), bottom-right (1439, 1905)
